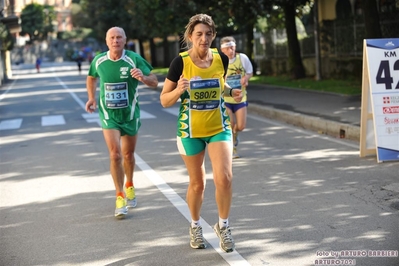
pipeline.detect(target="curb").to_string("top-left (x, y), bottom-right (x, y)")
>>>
top-left (248, 103), bottom-right (360, 142)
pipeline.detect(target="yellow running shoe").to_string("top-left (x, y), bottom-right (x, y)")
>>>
top-left (115, 196), bottom-right (127, 218)
top-left (233, 147), bottom-right (240, 159)
top-left (233, 132), bottom-right (240, 147)
top-left (125, 186), bottom-right (137, 208)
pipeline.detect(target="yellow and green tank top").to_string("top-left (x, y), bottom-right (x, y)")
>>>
top-left (178, 48), bottom-right (231, 138)
top-left (224, 53), bottom-right (247, 104)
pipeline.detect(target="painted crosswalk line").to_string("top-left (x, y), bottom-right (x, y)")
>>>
top-left (81, 113), bottom-right (100, 124)
top-left (0, 119), bottom-right (23, 130)
top-left (0, 110), bottom-right (159, 131)
top-left (141, 110), bottom-right (156, 119)
top-left (163, 107), bottom-right (179, 116)
top-left (42, 115), bottom-right (66, 126)
top-left (82, 110), bottom-right (156, 126)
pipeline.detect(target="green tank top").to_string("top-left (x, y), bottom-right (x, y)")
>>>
top-left (88, 50), bottom-right (153, 123)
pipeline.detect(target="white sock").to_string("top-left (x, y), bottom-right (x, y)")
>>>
top-left (219, 217), bottom-right (229, 228)
top-left (191, 220), bottom-right (201, 228)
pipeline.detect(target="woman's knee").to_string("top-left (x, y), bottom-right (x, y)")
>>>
top-left (214, 174), bottom-right (232, 190)
top-left (189, 179), bottom-right (206, 193)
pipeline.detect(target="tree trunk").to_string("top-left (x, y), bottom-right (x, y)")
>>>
top-left (245, 22), bottom-right (254, 59)
top-left (149, 38), bottom-right (158, 67)
top-left (245, 22), bottom-right (257, 73)
top-left (162, 35), bottom-right (170, 67)
top-left (362, 0), bottom-right (382, 39)
top-left (283, 3), bottom-right (306, 79)
top-left (138, 40), bottom-right (144, 58)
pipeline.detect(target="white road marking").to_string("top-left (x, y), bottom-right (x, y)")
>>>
top-left (82, 113), bottom-right (100, 125)
top-left (140, 110), bottom-right (156, 119)
top-left (41, 115), bottom-right (66, 126)
top-left (82, 110), bottom-right (156, 127)
top-left (163, 107), bottom-right (179, 116)
top-left (54, 75), bottom-right (250, 264)
top-left (135, 154), bottom-right (251, 266)
top-left (0, 119), bottom-right (23, 130)
top-left (0, 79), bottom-right (17, 102)
top-left (54, 75), bottom-right (86, 109)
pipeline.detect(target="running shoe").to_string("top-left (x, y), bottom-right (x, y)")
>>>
top-left (213, 223), bottom-right (235, 253)
top-left (233, 132), bottom-right (240, 147)
top-left (189, 226), bottom-right (207, 249)
top-left (233, 147), bottom-right (240, 159)
top-left (115, 196), bottom-right (128, 218)
top-left (125, 186), bottom-right (137, 208)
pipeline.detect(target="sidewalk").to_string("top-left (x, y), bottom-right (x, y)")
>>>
top-left (246, 84), bottom-right (361, 142)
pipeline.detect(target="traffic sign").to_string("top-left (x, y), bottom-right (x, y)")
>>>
top-left (360, 38), bottom-right (399, 162)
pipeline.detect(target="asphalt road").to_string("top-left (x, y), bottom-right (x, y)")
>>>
top-left (1, 62), bottom-right (398, 266)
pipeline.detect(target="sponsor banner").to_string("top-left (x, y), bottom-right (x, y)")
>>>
top-left (365, 38), bottom-right (399, 162)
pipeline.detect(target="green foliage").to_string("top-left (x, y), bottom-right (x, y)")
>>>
top-left (77, 0), bottom-right (137, 40)
top-left (20, 3), bottom-right (56, 42)
top-left (267, 0), bottom-right (310, 8)
top-left (151, 67), bottom-right (169, 75)
top-left (71, 0), bottom-right (313, 74)
top-left (260, 0), bottom-right (313, 31)
top-left (57, 28), bottom-right (94, 40)
top-left (76, 0), bottom-right (197, 41)
top-left (20, 3), bottom-right (43, 41)
top-left (43, 5), bottom-right (56, 39)
top-left (0, 23), bottom-right (14, 51)
top-left (75, 0), bottom-right (269, 42)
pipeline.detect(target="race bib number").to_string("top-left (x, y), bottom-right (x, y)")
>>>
top-left (189, 78), bottom-right (220, 110)
top-left (226, 74), bottom-right (242, 89)
top-left (104, 82), bottom-right (128, 109)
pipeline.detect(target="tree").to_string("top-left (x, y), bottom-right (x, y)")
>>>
top-left (42, 5), bottom-right (56, 40)
top-left (74, 0), bottom-right (311, 72)
top-left (132, 0), bottom-right (195, 65)
top-left (282, 2), bottom-right (306, 79)
top-left (225, 0), bottom-right (265, 63)
top-left (361, 0), bottom-right (382, 39)
top-left (70, 3), bottom-right (84, 29)
top-left (79, 0), bottom-right (136, 40)
top-left (193, 0), bottom-right (266, 64)
top-left (264, 0), bottom-right (309, 79)
top-left (78, 0), bottom-right (198, 65)
top-left (20, 3), bottom-right (43, 42)
top-left (20, 3), bottom-right (56, 42)
top-left (0, 23), bottom-right (14, 51)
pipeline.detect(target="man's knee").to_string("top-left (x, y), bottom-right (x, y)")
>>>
top-left (109, 151), bottom-right (122, 162)
top-left (123, 152), bottom-right (135, 162)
